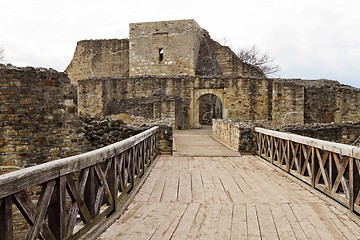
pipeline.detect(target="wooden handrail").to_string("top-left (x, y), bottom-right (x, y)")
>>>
top-left (255, 127), bottom-right (360, 214)
top-left (255, 127), bottom-right (360, 158)
top-left (0, 126), bottom-right (159, 240)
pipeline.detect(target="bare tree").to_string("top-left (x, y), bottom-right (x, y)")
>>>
top-left (237, 45), bottom-right (280, 76)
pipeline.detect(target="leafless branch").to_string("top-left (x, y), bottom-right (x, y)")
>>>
top-left (237, 45), bottom-right (280, 76)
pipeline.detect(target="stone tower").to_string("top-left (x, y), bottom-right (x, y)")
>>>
top-left (129, 19), bottom-right (203, 76)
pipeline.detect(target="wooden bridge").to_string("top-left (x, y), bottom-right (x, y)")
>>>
top-left (1, 127), bottom-right (360, 239)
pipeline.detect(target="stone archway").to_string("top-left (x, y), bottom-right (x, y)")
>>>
top-left (190, 88), bottom-right (228, 128)
top-left (198, 94), bottom-right (222, 125)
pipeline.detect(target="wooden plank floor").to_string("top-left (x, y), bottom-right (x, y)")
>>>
top-left (98, 129), bottom-right (360, 240)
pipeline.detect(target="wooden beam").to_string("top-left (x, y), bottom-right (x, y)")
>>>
top-left (0, 196), bottom-right (13, 240)
top-left (12, 191), bottom-right (55, 240)
top-left (27, 180), bottom-right (56, 240)
top-left (48, 177), bottom-right (66, 239)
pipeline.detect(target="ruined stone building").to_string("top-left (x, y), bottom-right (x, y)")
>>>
top-left (66, 19), bottom-right (360, 129)
top-left (1, 19), bottom-right (360, 172)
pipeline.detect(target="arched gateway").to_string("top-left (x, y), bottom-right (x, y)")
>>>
top-left (190, 88), bottom-right (228, 128)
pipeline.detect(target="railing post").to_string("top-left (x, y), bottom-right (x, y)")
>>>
top-left (0, 197), bottom-right (13, 240)
top-left (270, 136), bottom-right (274, 164)
top-left (108, 157), bottom-right (118, 212)
top-left (48, 177), bottom-right (66, 239)
top-left (349, 157), bottom-right (354, 211)
top-left (311, 147), bottom-right (315, 188)
top-left (256, 132), bottom-right (259, 155)
top-left (127, 148), bottom-right (135, 191)
top-left (286, 140), bottom-right (290, 173)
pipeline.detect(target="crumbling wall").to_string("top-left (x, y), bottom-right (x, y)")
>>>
top-left (76, 74), bottom-right (359, 130)
top-left (279, 122), bottom-right (360, 147)
top-left (82, 115), bottom-right (173, 153)
top-left (212, 119), bottom-right (256, 154)
top-left (0, 66), bottom-right (88, 174)
top-left (335, 86), bottom-right (360, 122)
top-left (77, 76), bottom-right (189, 128)
top-left (272, 80), bottom-right (304, 127)
top-left (195, 30), bottom-right (222, 76)
top-left (225, 77), bottom-right (272, 124)
top-left (77, 76), bottom-right (274, 130)
top-left (0, 66), bottom-right (175, 175)
top-left (212, 119), bottom-right (240, 151)
top-left (66, 20), bottom-right (264, 84)
top-left (205, 34), bottom-right (264, 78)
top-left (77, 78), bottom-right (104, 116)
top-left (303, 80), bottom-right (338, 123)
top-left (66, 39), bottom-right (129, 85)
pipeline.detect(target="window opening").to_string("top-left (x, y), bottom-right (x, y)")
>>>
top-left (159, 48), bottom-right (164, 62)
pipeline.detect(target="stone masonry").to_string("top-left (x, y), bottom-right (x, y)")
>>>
top-left (129, 20), bottom-right (202, 77)
top-left (0, 65), bottom-right (88, 173)
top-left (66, 19), bottom-right (360, 130)
top-left (66, 19), bottom-right (264, 86)
top-left (66, 39), bottom-right (129, 85)
top-left (76, 75), bottom-right (360, 130)
top-left (0, 65), bottom-right (173, 174)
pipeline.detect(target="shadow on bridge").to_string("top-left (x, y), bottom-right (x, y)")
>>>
top-left (98, 129), bottom-right (360, 240)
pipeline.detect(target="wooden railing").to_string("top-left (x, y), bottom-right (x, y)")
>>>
top-left (256, 127), bottom-right (360, 214)
top-left (0, 126), bottom-right (159, 240)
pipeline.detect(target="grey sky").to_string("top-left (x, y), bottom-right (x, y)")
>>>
top-left (1, 0), bottom-right (359, 88)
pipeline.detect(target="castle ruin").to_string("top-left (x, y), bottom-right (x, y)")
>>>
top-left (1, 19), bottom-right (360, 173)
top-left (66, 19), bottom-right (360, 129)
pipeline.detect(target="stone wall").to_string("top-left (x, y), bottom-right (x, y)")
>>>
top-left (212, 119), bottom-right (240, 151)
top-left (76, 75), bottom-right (360, 130)
top-left (195, 30), bottom-right (264, 78)
top-left (335, 86), bottom-right (360, 122)
top-left (225, 77), bottom-right (271, 124)
top-left (67, 19), bottom-right (264, 83)
top-left (66, 39), bottom-right (129, 85)
top-left (279, 122), bottom-right (360, 147)
top-left (212, 119), bottom-right (256, 154)
top-left (82, 115), bottom-right (173, 153)
top-left (272, 80), bottom-right (304, 127)
top-left (0, 66), bottom-right (174, 175)
top-left (64, 19), bottom-right (359, 130)
top-left (205, 33), bottom-right (264, 78)
top-left (129, 19), bottom-right (202, 77)
top-left (303, 80), bottom-right (338, 123)
top-left (0, 65), bottom-right (88, 174)
top-left (77, 77), bottom-right (179, 126)
top-left (77, 76), bottom-right (274, 129)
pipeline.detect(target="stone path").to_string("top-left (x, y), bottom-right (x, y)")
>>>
top-left (98, 128), bottom-right (360, 240)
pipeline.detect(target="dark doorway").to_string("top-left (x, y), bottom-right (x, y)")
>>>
top-left (198, 94), bottom-right (223, 125)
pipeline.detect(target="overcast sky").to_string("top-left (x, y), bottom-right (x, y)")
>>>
top-left (1, 0), bottom-right (359, 88)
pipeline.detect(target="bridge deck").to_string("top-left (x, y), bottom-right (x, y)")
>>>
top-left (98, 129), bottom-right (360, 240)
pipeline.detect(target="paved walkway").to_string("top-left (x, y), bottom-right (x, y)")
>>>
top-left (98, 128), bottom-right (360, 240)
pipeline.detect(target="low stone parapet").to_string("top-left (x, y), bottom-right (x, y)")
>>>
top-left (82, 115), bottom-right (173, 154)
top-left (212, 119), bottom-right (256, 154)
